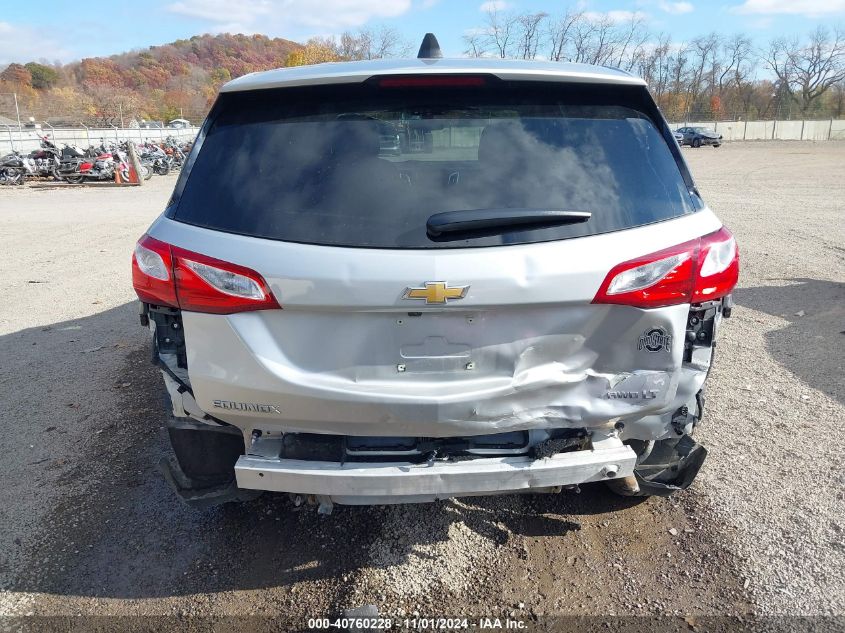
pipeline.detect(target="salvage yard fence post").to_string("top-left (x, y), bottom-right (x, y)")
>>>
top-left (3, 125), bottom-right (14, 151)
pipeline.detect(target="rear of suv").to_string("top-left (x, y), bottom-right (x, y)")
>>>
top-left (132, 43), bottom-right (738, 511)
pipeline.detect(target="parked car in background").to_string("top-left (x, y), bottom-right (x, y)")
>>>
top-left (676, 127), bottom-right (722, 148)
top-left (167, 118), bottom-right (191, 129)
top-left (133, 35), bottom-right (739, 512)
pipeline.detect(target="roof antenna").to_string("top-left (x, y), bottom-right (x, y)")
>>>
top-left (417, 33), bottom-right (443, 59)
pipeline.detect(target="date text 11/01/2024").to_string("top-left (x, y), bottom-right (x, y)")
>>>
top-left (307, 617), bottom-right (527, 630)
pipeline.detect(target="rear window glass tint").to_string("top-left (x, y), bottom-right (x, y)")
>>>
top-left (172, 81), bottom-right (694, 248)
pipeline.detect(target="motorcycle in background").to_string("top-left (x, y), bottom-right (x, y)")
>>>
top-left (0, 151), bottom-right (36, 185)
top-left (28, 136), bottom-right (61, 179)
top-left (162, 136), bottom-right (190, 171)
top-left (139, 142), bottom-right (171, 175)
top-left (58, 141), bottom-right (151, 184)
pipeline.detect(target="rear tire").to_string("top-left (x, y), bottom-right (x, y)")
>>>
top-left (692, 138), bottom-right (702, 148)
top-left (64, 174), bottom-right (84, 184)
top-left (609, 432), bottom-right (707, 498)
top-left (606, 475), bottom-right (648, 497)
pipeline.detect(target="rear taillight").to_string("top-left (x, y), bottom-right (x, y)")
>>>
top-left (592, 227), bottom-right (739, 309)
top-left (131, 235), bottom-right (280, 314)
top-left (132, 235), bottom-right (177, 307)
top-left (171, 246), bottom-right (280, 314)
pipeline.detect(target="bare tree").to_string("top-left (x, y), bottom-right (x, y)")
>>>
top-left (667, 42), bottom-right (690, 118)
top-left (582, 15), bottom-right (616, 65)
top-left (337, 26), bottom-right (411, 61)
top-left (831, 80), bottom-right (845, 117)
top-left (639, 32), bottom-right (673, 101)
top-left (482, 7), bottom-right (518, 59)
top-left (713, 34), bottom-right (757, 117)
top-left (609, 13), bottom-right (650, 72)
top-left (766, 26), bottom-right (845, 115)
top-left (459, 8), bottom-right (845, 120)
top-left (514, 12), bottom-right (549, 60)
top-left (718, 34), bottom-right (755, 95)
top-left (568, 12), bottom-right (649, 68)
top-left (687, 33), bottom-right (721, 110)
top-left (547, 10), bottom-right (583, 61)
top-left (463, 30), bottom-right (486, 58)
top-left (570, 15), bottom-right (599, 64)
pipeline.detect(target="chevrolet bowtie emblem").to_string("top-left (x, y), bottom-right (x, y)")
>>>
top-left (403, 282), bottom-right (469, 304)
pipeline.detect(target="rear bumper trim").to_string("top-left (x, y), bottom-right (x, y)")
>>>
top-left (234, 444), bottom-right (636, 499)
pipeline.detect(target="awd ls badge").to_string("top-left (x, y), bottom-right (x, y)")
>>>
top-left (638, 327), bottom-right (672, 353)
top-left (403, 282), bottom-right (469, 304)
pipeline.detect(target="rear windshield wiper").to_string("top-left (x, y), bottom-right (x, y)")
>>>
top-left (426, 208), bottom-right (591, 239)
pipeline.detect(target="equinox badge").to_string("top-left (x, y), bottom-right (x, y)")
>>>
top-left (403, 282), bottom-right (469, 304)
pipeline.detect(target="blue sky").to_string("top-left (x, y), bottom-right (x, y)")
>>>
top-left (1, 0), bottom-right (843, 66)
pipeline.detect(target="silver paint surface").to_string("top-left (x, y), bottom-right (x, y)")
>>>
top-left (220, 58), bottom-right (646, 94)
top-left (150, 209), bottom-right (721, 440)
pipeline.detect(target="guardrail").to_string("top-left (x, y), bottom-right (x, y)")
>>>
top-left (0, 125), bottom-right (200, 154)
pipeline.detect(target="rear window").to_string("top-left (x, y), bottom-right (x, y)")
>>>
top-left (171, 79), bottom-right (696, 249)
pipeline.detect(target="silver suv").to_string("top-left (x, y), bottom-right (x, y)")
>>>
top-left (132, 39), bottom-right (738, 511)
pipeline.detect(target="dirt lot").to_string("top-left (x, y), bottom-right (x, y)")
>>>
top-left (0, 142), bottom-right (843, 629)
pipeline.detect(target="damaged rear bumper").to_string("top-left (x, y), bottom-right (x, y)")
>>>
top-left (234, 434), bottom-right (637, 505)
top-left (634, 434), bottom-right (708, 497)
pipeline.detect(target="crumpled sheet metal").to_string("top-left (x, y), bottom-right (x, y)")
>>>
top-left (182, 304), bottom-right (706, 439)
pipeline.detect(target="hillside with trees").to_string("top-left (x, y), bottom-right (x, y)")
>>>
top-left (0, 27), bottom-right (411, 127)
top-left (0, 33), bottom-right (304, 126)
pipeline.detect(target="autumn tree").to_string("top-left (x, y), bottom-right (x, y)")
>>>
top-left (0, 63), bottom-right (32, 88)
top-left (286, 38), bottom-right (341, 67)
top-left (24, 63), bottom-right (59, 89)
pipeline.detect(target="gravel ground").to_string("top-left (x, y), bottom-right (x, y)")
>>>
top-left (685, 142), bottom-right (845, 616)
top-left (0, 142), bottom-right (842, 627)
